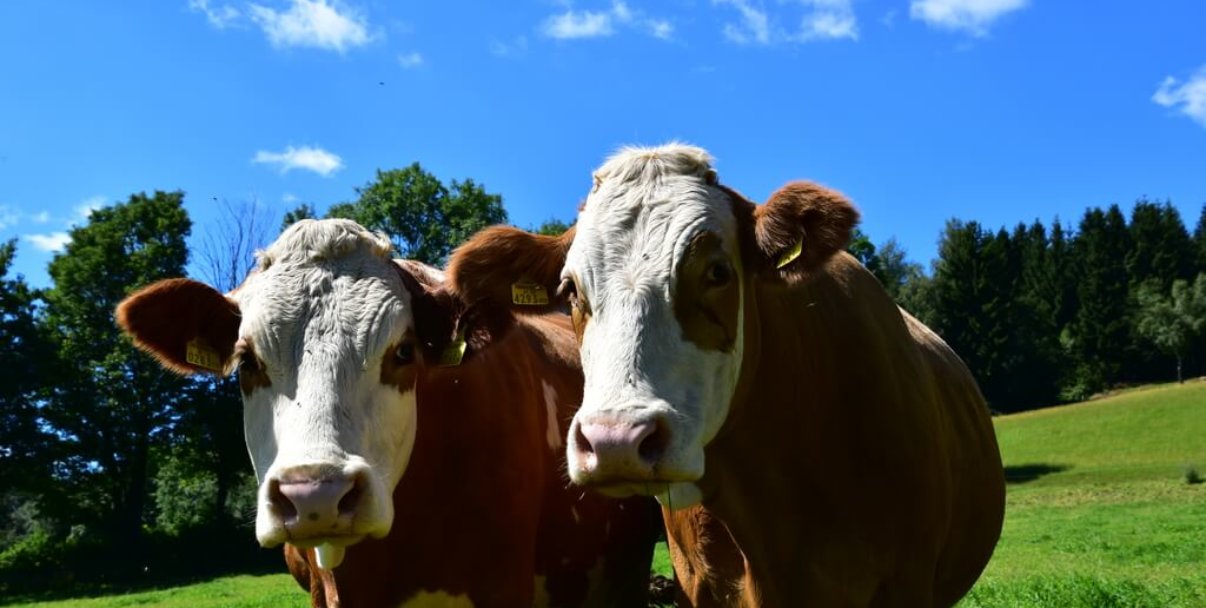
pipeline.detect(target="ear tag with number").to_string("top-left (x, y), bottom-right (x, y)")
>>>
top-left (438, 334), bottom-right (467, 367)
top-left (776, 237), bottom-right (804, 269)
top-left (186, 338), bottom-right (223, 372)
top-left (511, 279), bottom-right (550, 306)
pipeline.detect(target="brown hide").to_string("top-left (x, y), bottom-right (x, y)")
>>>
top-left (445, 183), bottom-right (1005, 607)
top-left (285, 314), bottom-right (661, 608)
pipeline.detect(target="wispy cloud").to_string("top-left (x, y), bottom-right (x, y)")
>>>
top-left (1153, 67), bottom-right (1206, 129)
top-left (249, 0), bottom-right (371, 52)
top-left (541, 1), bottom-right (672, 41)
top-left (796, 0), bottom-right (858, 41)
top-left (716, 0), bottom-right (771, 44)
top-left (716, 0), bottom-right (856, 44)
top-left (189, 0), bottom-right (241, 29)
top-left (0, 205), bottom-right (18, 230)
top-left (25, 233), bottom-right (71, 253)
top-left (253, 145), bottom-right (344, 176)
top-left (909, 0), bottom-right (1027, 37)
top-left (397, 51), bottom-right (424, 69)
top-left (75, 196), bottom-right (106, 224)
top-left (490, 35), bottom-right (530, 58)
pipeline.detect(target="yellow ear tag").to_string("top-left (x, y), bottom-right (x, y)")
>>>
top-left (511, 279), bottom-right (550, 306)
top-left (438, 336), bottom-right (467, 367)
top-left (776, 237), bottom-right (804, 270)
top-left (186, 338), bottom-right (223, 372)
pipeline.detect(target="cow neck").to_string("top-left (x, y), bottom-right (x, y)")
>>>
top-left (325, 321), bottom-right (545, 607)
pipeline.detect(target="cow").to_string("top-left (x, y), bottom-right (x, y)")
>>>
top-left (116, 218), bottom-right (661, 607)
top-left (445, 143), bottom-right (1007, 607)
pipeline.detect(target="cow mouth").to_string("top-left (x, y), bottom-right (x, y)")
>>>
top-left (287, 533), bottom-right (365, 549)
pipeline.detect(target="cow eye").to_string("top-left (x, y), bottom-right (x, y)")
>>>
top-left (394, 342), bottom-right (416, 365)
top-left (238, 350), bottom-right (262, 373)
top-left (557, 277), bottom-right (579, 304)
top-left (705, 261), bottom-right (732, 287)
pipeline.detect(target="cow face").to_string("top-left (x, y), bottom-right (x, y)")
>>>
top-left (118, 220), bottom-right (448, 567)
top-left (448, 143), bottom-right (856, 508)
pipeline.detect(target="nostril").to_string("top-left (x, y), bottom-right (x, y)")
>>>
top-left (338, 474), bottom-right (365, 517)
top-left (268, 479), bottom-right (298, 522)
top-left (637, 418), bottom-right (670, 465)
top-left (573, 422), bottom-right (595, 455)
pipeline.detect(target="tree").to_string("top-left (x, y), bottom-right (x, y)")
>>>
top-left (1127, 199), bottom-right (1194, 291)
top-left (0, 240), bottom-right (52, 495)
top-left (534, 218), bottom-right (572, 236)
top-left (1068, 205), bottom-right (1132, 392)
top-left (1135, 274), bottom-right (1206, 383)
top-left (872, 238), bottom-right (924, 303)
top-left (328, 163), bottom-right (506, 264)
top-left (1194, 204), bottom-right (1206, 273)
top-left (281, 202), bottom-right (317, 233)
top-left (39, 191), bottom-right (192, 554)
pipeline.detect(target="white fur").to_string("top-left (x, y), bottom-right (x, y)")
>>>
top-left (234, 219), bottom-right (421, 547)
top-left (565, 143), bottom-right (745, 501)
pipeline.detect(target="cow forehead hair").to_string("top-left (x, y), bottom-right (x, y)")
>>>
top-left (255, 218), bottom-right (393, 271)
top-left (591, 142), bottom-right (715, 191)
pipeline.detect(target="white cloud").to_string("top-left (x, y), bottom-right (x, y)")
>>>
top-left (75, 196), bottom-right (106, 224)
top-left (397, 52), bottom-right (424, 69)
top-left (1153, 67), bottom-right (1206, 129)
top-left (282, 193), bottom-right (300, 204)
top-left (716, 0), bottom-right (771, 44)
top-left (910, 0), bottom-right (1028, 36)
top-left (253, 145), bottom-right (344, 176)
top-left (249, 0), bottom-right (371, 52)
top-left (797, 0), bottom-right (858, 41)
top-left (541, 1), bottom-right (672, 41)
top-left (31, 211), bottom-right (51, 224)
top-left (716, 0), bottom-right (856, 44)
top-left (647, 19), bottom-right (674, 39)
top-left (189, 0), bottom-right (241, 29)
top-left (0, 205), bottom-right (17, 230)
top-left (490, 35), bottom-right (529, 58)
top-left (543, 9), bottom-right (614, 39)
top-left (25, 232), bottom-right (71, 253)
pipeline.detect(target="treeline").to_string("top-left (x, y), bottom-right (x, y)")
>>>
top-left (1, 163), bottom-right (1203, 596)
top-left (853, 200), bottom-right (1206, 412)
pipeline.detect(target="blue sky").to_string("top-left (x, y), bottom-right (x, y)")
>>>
top-left (1, 0), bottom-right (1203, 288)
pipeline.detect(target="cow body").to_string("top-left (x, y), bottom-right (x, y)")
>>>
top-left (117, 220), bottom-right (659, 607)
top-left (447, 144), bottom-right (1006, 607)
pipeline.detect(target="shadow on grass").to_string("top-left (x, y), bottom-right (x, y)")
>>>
top-left (1004, 463), bottom-right (1070, 485)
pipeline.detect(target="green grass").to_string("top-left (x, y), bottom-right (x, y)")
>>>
top-left (2, 575), bottom-right (305, 608)
top-left (960, 380), bottom-right (1206, 607)
top-left (11, 382), bottom-right (1204, 607)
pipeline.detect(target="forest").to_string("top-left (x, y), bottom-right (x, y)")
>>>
top-left (1, 163), bottom-right (1204, 595)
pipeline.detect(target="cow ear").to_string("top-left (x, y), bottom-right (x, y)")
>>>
top-left (446, 225), bottom-right (575, 313)
top-left (749, 181), bottom-right (859, 283)
top-left (115, 278), bottom-right (241, 376)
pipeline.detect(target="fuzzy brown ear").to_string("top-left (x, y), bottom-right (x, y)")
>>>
top-left (115, 278), bottom-right (241, 376)
top-left (750, 181), bottom-right (859, 281)
top-left (445, 225), bottom-right (575, 313)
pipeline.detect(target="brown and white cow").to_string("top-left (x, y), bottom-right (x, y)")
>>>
top-left (116, 219), bottom-right (660, 607)
top-left (446, 144), bottom-right (1006, 607)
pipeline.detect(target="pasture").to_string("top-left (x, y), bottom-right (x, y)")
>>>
top-left (6, 381), bottom-right (1202, 608)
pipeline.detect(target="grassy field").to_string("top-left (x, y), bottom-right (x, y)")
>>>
top-left (8, 382), bottom-right (1203, 607)
top-left (959, 380), bottom-right (1206, 607)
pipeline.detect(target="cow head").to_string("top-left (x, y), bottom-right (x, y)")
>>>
top-left (448, 143), bottom-right (857, 507)
top-left (117, 219), bottom-right (461, 568)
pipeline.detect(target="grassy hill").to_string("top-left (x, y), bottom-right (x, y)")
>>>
top-left (960, 380), bottom-right (1206, 607)
top-left (8, 381), bottom-right (1204, 607)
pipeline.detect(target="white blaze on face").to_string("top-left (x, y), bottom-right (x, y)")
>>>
top-left (233, 220), bottom-right (421, 548)
top-left (564, 144), bottom-right (746, 490)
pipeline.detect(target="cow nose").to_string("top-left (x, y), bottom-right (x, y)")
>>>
top-left (572, 415), bottom-right (670, 479)
top-left (268, 473), bottom-right (363, 539)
